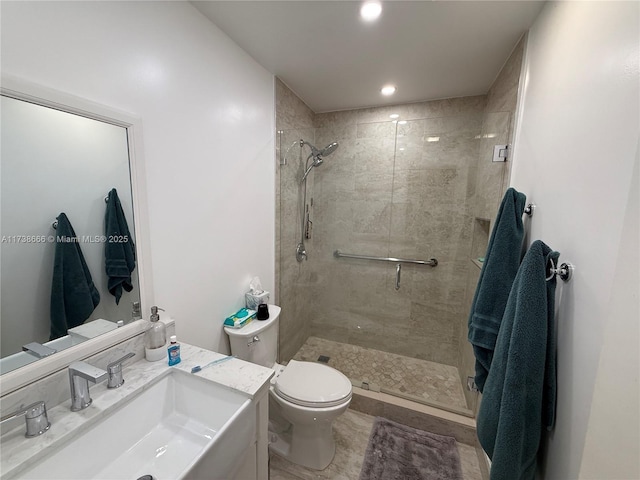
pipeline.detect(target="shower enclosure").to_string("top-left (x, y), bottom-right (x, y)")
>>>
top-left (275, 39), bottom-right (521, 417)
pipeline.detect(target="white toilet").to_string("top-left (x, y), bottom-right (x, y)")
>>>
top-left (224, 305), bottom-right (352, 470)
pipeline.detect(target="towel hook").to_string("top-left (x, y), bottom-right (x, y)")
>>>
top-left (104, 195), bottom-right (109, 203)
top-left (546, 257), bottom-right (573, 282)
top-left (524, 204), bottom-right (535, 217)
top-left (52, 220), bottom-right (58, 230)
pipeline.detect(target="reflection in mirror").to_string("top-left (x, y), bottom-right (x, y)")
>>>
top-left (0, 95), bottom-right (141, 375)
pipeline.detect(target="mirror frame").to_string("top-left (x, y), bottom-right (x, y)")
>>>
top-left (0, 75), bottom-right (154, 395)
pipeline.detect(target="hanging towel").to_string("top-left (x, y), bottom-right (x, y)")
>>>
top-left (50, 213), bottom-right (100, 340)
top-left (467, 187), bottom-right (526, 391)
top-left (476, 240), bottom-right (558, 480)
top-left (104, 188), bottom-right (136, 304)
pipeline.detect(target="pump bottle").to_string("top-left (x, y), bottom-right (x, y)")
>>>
top-left (144, 306), bottom-right (166, 362)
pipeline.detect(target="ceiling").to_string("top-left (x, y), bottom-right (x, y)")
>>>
top-left (192, 1), bottom-right (545, 113)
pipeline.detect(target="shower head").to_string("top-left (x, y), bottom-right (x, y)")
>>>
top-left (300, 140), bottom-right (339, 182)
top-left (320, 142), bottom-right (339, 157)
top-left (300, 140), bottom-right (339, 164)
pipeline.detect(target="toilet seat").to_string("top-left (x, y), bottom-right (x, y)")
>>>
top-left (274, 360), bottom-right (352, 408)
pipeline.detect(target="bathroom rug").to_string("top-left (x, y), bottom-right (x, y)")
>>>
top-left (358, 417), bottom-right (463, 480)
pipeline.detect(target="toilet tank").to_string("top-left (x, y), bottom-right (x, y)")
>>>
top-left (224, 305), bottom-right (280, 368)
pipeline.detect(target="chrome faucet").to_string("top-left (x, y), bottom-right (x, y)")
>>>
top-left (0, 401), bottom-right (51, 437)
top-left (68, 361), bottom-right (108, 411)
top-left (107, 352), bottom-right (135, 389)
top-left (22, 342), bottom-right (57, 359)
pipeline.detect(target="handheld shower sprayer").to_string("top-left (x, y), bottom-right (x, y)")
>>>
top-left (296, 139), bottom-right (340, 262)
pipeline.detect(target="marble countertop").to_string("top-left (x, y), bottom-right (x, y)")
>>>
top-left (0, 343), bottom-right (273, 479)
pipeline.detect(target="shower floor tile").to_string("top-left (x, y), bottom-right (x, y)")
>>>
top-left (293, 336), bottom-right (468, 410)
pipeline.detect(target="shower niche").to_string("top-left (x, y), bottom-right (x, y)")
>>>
top-left (471, 218), bottom-right (491, 270)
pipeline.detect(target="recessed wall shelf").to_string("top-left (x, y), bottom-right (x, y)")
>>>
top-left (470, 218), bottom-right (491, 267)
top-left (471, 258), bottom-right (484, 270)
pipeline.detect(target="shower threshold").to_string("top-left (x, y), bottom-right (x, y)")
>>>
top-left (351, 379), bottom-right (473, 417)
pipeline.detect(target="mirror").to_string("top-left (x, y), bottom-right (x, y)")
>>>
top-left (0, 76), bottom-right (152, 380)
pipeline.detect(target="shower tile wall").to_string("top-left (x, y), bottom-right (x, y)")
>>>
top-left (472, 37), bottom-right (525, 222)
top-left (275, 79), bottom-right (317, 361)
top-left (307, 98), bottom-right (485, 365)
top-left (458, 37), bottom-right (526, 410)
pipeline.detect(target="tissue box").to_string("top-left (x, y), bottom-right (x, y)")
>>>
top-left (245, 291), bottom-right (269, 310)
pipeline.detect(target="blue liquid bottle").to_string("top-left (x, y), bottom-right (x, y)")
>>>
top-left (168, 335), bottom-right (181, 366)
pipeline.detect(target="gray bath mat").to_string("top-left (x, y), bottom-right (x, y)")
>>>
top-left (359, 417), bottom-right (463, 480)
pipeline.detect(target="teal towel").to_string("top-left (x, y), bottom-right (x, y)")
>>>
top-left (468, 187), bottom-right (526, 391)
top-left (105, 188), bottom-right (136, 304)
top-left (50, 213), bottom-right (100, 340)
top-left (476, 240), bottom-right (558, 480)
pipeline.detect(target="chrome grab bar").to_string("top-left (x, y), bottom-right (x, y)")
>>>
top-left (334, 250), bottom-right (438, 267)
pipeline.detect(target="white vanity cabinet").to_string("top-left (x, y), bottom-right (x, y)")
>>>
top-left (188, 386), bottom-right (271, 480)
top-left (227, 393), bottom-right (269, 480)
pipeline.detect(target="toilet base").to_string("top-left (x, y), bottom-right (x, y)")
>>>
top-left (268, 388), bottom-right (349, 470)
top-left (268, 426), bottom-right (336, 471)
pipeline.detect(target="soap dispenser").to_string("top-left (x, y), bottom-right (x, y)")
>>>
top-left (144, 306), bottom-right (167, 362)
top-left (132, 301), bottom-right (142, 320)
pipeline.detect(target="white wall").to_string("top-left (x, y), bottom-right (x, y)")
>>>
top-left (510, 2), bottom-right (639, 478)
top-left (579, 146), bottom-right (639, 479)
top-left (1, 1), bottom-right (275, 353)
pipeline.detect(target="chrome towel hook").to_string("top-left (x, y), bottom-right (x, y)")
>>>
top-left (546, 257), bottom-right (574, 282)
top-left (524, 203), bottom-right (536, 217)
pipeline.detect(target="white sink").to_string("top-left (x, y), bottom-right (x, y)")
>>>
top-left (16, 370), bottom-right (254, 480)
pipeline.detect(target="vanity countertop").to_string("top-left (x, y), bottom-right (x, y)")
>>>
top-left (163, 343), bottom-right (274, 398)
top-left (0, 343), bottom-right (274, 479)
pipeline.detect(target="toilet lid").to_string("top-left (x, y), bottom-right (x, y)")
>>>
top-left (274, 360), bottom-right (352, 408)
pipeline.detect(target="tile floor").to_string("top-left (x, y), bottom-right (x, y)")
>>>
top-left (269, 409), bottom-right (483, 480)
top-left (293, 336), bottom-right (468, 411)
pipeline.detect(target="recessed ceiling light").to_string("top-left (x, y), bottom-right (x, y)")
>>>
top-left (381, 85), bottom-right (396, 96)
top-left (360, 1), bottom-right (382, 22)
top-left (389, 114), bottom-right (400, 119)
top-left (398, 120), bottom-right (407, 125)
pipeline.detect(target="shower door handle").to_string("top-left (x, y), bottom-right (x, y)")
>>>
top-left (395, 263), bottom-right (401, 290)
